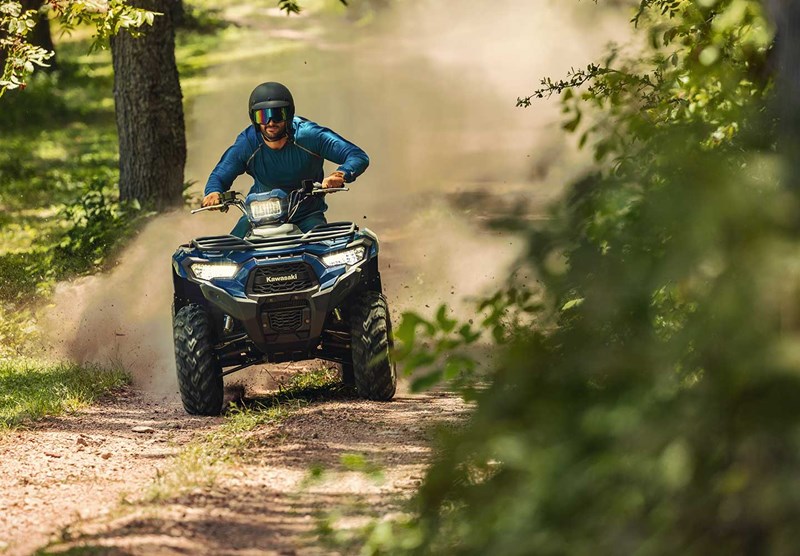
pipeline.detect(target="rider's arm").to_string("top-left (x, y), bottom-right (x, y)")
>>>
top-left (300, 121), bottom-right (370, 183)
top-left (204, 129), bottom-right (255, 196)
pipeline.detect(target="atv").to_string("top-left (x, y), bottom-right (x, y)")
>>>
top-left (171, 181), bottom-right (396, 415)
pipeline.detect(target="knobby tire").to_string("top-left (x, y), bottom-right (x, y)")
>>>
top-left (174, 304), bottom-right (224, 416)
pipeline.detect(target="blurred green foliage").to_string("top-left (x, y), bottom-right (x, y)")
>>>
top-left (378, 1), bottom-right (800, 554)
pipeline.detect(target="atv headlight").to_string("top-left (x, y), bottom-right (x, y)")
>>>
top-left (248, 198), bottom-right (284, 223)
top-left (321, 246), bottom-right (366, 268)
top-left (191, 262), bottom-right (239, 281)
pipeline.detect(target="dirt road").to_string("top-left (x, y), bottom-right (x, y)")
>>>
top-left (0, 389), bottom-right (215, 555)
top-left (0, 381), bottom-right (468, 555)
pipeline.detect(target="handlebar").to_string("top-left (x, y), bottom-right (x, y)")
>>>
top-left (192, 182), bottom-right (348, 215)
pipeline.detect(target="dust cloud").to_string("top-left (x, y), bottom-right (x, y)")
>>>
top-left (42, 0), bottom-right (627, 391)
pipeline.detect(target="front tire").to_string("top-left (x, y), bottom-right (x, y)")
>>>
top-left (173, 304), bottom-right (224, 416)
top-left (349, 291), bottom-right (396, 401)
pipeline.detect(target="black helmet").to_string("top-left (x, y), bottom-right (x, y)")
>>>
top-left (248, 82), bottom-right (295, 125)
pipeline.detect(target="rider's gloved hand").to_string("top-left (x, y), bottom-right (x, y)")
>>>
top-left (202, 192), bottom-right (221, 208)
top-left (322, 171), bottom-right (346, 189)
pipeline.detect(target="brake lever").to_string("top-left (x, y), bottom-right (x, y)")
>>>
top-left (191, 203), bottom-right (228, 214)
top-left (312, 186), bottom-right (350, 195)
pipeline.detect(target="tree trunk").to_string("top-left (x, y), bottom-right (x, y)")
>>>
top-left (170, 0), bottom-right (185, 28)
top-left (111, 0), bottom-right (185, 208)
top-left (20, 0), bottom-right (57, 71)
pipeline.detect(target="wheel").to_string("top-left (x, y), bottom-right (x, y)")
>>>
top-left (349, 291), bottom-right (396, 401)
top-left (173, 304), bottom-right (224, 415)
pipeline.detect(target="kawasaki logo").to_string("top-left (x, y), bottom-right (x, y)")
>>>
top-left (264, 273), bottom-right (298, 283)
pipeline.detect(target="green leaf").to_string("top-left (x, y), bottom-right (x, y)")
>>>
top-left (562, 110), bottom-right (582, 133)
top-left (435, 305), bottom-right (457, 333)
top-left (394, 312), bottom-right (434, 352)
top-left (458, 324), bottom-right (481, 344)
top-left (561, 298), bottom-right (584, 311)
top-left (400, 351), bottom-right (437, 373)
top-left (443, 355), bottom-right (476, 380)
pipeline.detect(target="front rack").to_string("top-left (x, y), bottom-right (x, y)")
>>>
top-left (191, 222), bottom-right (357, 252)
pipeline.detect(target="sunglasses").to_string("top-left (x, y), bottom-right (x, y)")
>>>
top-left (253, 107), bottom-right (289, 124)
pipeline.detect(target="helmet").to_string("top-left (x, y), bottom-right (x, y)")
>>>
top-left (248, 82), bottom-right (295, 126)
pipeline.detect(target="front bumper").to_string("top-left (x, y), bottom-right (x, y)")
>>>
top-left (192, 257), bottom-right (368, 359)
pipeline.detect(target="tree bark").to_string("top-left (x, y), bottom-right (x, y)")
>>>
top-left (170, 0), bottom-right (185, 28)
top-left (111, 0), bottom-right (185, 208)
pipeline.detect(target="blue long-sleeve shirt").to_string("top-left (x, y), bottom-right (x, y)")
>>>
top-left (204, 116), bottom-right (370, 220)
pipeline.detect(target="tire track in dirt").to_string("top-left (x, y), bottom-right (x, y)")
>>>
top-left (27, 389), bottom-right (469, 555)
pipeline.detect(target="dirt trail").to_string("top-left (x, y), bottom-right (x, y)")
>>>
top-left (33, 390), bottom-right (468, 555)
top-left (0, 390), bottom-right (220, 556)
top-left (0, 380), bottom-right (467, 555)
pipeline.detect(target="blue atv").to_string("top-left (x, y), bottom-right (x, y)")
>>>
top-left (171, 181), bottom-right (396, 415)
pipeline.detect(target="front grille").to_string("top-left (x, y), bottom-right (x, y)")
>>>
top-left (262, 300), bottom-right (309, 333)
top-left (269, 308), bottom-right (303, 331)
top-left (249, 262), bottom-right (317, 294)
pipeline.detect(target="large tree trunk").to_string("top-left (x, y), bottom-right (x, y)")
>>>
top-left (20, 0), bottom-right (57, 71)
top-left (111, 0), bottom-right (185, 208)
top-left (170, 0), bottom-right (185, 28)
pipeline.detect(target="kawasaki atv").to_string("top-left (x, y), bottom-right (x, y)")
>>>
top-left (171, 181), bottom-right (396, 415)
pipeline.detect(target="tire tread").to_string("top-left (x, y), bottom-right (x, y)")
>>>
top-left (174, 304), bottom-right (224, 415)
top-left (350, 291), bottom-right (396, 401)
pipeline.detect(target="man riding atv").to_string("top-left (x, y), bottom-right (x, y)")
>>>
top-left (172, 81), bottom-right (393, 416)
top-left (201, 81), bottom-right (370, 234)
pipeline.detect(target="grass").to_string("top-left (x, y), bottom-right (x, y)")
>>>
top-left (0, 60), bottom-right (134, 332)
top-left (0, 358), bottom-right (130, 429)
